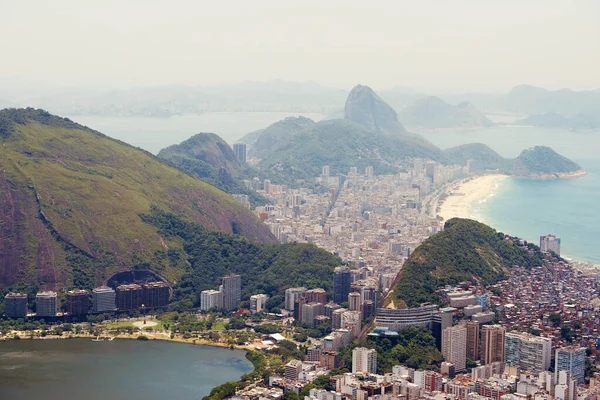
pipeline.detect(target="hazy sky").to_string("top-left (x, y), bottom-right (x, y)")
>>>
top-left (2, 0), bottom-right (599, 93)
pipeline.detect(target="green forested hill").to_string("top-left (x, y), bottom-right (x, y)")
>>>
top-left (391, 218), bottom-right (543, 307)
top-left (141, 208), bottom-right (342, 310)
top-left (511, 146), bottom-right (583, 176)
top-left (0, 108), bottom-right (275, 291)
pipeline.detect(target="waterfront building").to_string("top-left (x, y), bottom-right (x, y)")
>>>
top-left (233, 143), bottom-right (247, 164)
top-left (555, 346), bottom-right (586, 384)
top-left (200, 289), bottom-right (223, 311)
top-left (305, 288), bottom-right (327, 304)
top-left (250, 294), bottom-right (269, 313)
top-left (481, 325), bottom-right (505, 365)
top-left (4, 292), bottom-right (27, 318)
top-left (36, 291), bottom-right (57, 317)
top-left (505, 332), bottom-right (552, 373)
top-left (442, 324), bottom-right (467, 372)
top-left (352, 347), bottom-right (377, 374)
top-left (285, 287), bottom-right (307, 311)
top-left (142, 282), bottom-right (170, 308)
top-left (222, 274), bottom-right (241, 311)
top-left (66, 289), bottom-right (89, 316)
top-left (92, 286), bottom-right (115, 312)
top-left (116, 284), bottom-right (143, 310)
top-left (540, 234), bottom-right (561, 255)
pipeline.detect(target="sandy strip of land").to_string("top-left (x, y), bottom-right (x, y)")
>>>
top-left (438, 174), bottom-right (509, 222)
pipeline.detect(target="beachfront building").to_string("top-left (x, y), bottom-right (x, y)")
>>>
top-left (4, 292), bottom-right (27, 318)
top-left (92, 286), bottom-right (116, 312)
top-left (540, 234), bottom-right (561, 255)
top-left (36, 291), bottom-right (58, 317)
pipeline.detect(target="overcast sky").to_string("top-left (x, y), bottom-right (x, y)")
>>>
top-left (2, 0), bottom-right (599, 93)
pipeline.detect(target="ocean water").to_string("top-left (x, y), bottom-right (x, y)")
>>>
top-left (68, 112), bottom-right (325, 154)
top-left (0, 339), bottom-right (253, 400)
top-left (420, 126), bottom-right (600, 264)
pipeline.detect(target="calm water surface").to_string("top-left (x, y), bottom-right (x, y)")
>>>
top-left (0, 339), bottom-right (253, 400)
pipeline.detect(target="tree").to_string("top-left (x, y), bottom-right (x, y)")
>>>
top-left (549, 313), bottom-right (562, 327)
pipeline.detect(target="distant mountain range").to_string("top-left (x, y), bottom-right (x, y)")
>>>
top-left (516, 112), bottom-right (600, 130)
top-left (236, 85), bottom-right (584, 182)
top-left (399, 96), bottom-right (493, 129)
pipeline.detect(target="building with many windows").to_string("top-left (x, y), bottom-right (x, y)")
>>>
top-left (233, 143), bottom-right (247, 164)
top-left (285, 287), bottom-right (307, 311)
top-left (36, 291), bottom-right (57, 317)
top-left (555, 346), bottom-right (586, 384)
top-left (540, 234), bottom-right (561, 255)
top-left (66, 290), bottom-right (89, 316)
top-left (250, 294), bottom-right (269, 313)
top-left (352, 347), bottom-right (377, 374)
top-left (142, 282), bottom-right (170, 308)
top-left (4, 292), bottom-right (27, 318)
top-left (505, 331), bottom-right (552, 374)
top-left (92, 286), bottom-right (115, 312)
top-left (481, 325), bottom-right (505, 365)
top-left (200, 289), bottom-right (223, 311)
top-left (116, 284), bottom-right (143, 310)
top-left (442, 324), bottom-right (467, 372)
top-left (222, 274), bottom-right (241, 311)
top-left (333, 267), bottom-right (352, 304)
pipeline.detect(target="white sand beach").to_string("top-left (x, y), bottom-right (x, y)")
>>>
top-left (438, 174), bottom-right (508, 222)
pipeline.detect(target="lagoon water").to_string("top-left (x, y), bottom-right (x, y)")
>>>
top-left (0, 339), bottom-right (253, 400)
top-left (420, 126), bottom-right (600, 264)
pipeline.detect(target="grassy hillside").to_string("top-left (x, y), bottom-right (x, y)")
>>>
top-left (0, 108), bottom-right (274, 291)
top-left (158, 133), bottom-right (268, 206)
top-left (391, 218), bottom-right (542, 307)
top-left (442, 143), bottom-right (508, 171)
top-left (239, 116), bottom-right (316, 159)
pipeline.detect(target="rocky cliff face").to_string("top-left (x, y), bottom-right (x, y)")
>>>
top-left (344, 85), bottom-right (407, 134)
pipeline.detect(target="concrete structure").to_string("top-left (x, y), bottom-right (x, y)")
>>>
top-left (301, 302), bottom-right (325, 327)
top-left (4, 292), bottom-right (27, 318)
top-left (222, 274), bottom-right (241, 311)
top-left (333, 267), bottom-right (352, 304)
top-left (285, 359), bottom-right (302, 382)
top-left (540, 234), bottom-right (561, 255)
top-left (250, 294), bottom-right (269, 313)
top-left (35, 291), bottom-right (57, 317)
top-left (285, 287), bottom-right (307, 311)
top-left (505, 332), bottom-right (552, 374)
top-left (233, 143), bottom-right (247, 164)
top-left (352, 347), bottom-right (377, 374)
top-left (555, 346), bottom-right (586, 384)
top-left (116, 284), bottom-right (143, 310)
top-left (442, 324), bottom-right (467, 372)
top-left (305, 288), bottom-right (327, 305)
top-left (376, 304), bottom-right (439, 330)
top-left (142, 282), bottom-right (170, 308)
top-left (92, 286), bottom-right (115, 312)
top-left (481, 325), bottom-right (506, 365)
top-left (200, 289), bottom-right (223, 311)
top-left (348, 292), bottom-right (361, 311)
top-left (66, 290), bottom-right (89, 316)
top-left (466, 321), bottom-right (480, 361)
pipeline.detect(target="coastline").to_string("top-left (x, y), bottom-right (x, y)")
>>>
top-left (438, 174), bottom-right (509, 222)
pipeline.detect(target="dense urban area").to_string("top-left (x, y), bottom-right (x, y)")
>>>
top-left (2, 154), bottom-right (599, 400)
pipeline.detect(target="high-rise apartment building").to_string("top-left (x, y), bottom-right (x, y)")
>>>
top-left (365, 166), bottom-right (374, 178)
top-left (540, 234), bottom-right (561, 255)
top-left (322, 165), bottom-right (330, 178)
top-left (250, 294), bottom-right (269, 313)
top-left (116, 284), bottom-right (143, 310)
top-left (66, 289), bottom-right (89, 316)
top-left (4, 292), bottom-right (27, 318)
top-left (442, 324), bottom-right (467, 372)
top-left (352, 347), bottom-right (377, 374)
top-left (348, 292), bottom-right (361, 311)
top-left (233, 143), bottom-right (247, 164)
top-left (301, 302), bottom-right (325, 327)
top-left (555, 346), bottom-right (586, 384)
top-left (142, 282), bottom-right (170, 308)
top-left (285, 287), bottom-right (307, 311)
top-left (305, 288), bottom-right (327, 304)
top-left (466, 321), bottom-right (480, 361)
top-left (481, 325), bottom-right (505, 365)
top-left (222, 274), bottom-right (241, 311)
top-left (505, 332), bottom-right (552, 374)
top-left (92, 286), bottom-right (116, 312)
top-left (333, 267), bottom-right (352, 304)
top-left (36, 291), bottom-right (57, 317)
top-left (200, 289), bottom-right (223, 311)
top-left (285, 359), bottom-right (302, 382)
